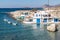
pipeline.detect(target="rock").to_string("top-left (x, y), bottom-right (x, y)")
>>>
top-left (47, 24), bottom-right (58, 32)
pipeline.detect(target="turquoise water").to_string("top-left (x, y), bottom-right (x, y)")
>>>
top-left (0, 13), bottom-right (60, 40)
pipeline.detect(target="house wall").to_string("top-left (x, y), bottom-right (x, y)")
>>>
top-left (33, 18), bottom-right (36, 23)
top-left (20, 10), bottom-right (57, 23)
top-left (33, 11), bottom-right (54, 23)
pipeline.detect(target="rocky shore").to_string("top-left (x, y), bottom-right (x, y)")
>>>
top-left (9, 6), bottom-right (60, 20)
top-left (10, 10), bottom-right (60, 19)
top-left (9, 10), bottom-right (35, 19)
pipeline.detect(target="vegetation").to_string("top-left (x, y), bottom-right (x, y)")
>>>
top-left (31, 8), bottom-right (38, 11)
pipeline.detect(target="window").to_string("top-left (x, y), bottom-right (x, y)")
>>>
top-left (36, 14), bottom-right (38, 17)
top-left (54, 18), bottom-right (58, 22)
top-left (22, 13), bottom-right (24, 15)
top-left (43, 15), bottom-right (47, 17)
top-left (48, 14), bottom-right (51, 17)
top-left (25, 12), bottom-right (28, 15)
top-left (29, 19), bottom-right (33, 22)
top-left (39, 14), bottom-right (40, 16)
top-left (43, 18), bottom-right (47, 22)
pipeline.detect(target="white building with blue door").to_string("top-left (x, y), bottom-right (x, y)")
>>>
top-left (33, 11), bottom-right (49, 23)
top-left (33, 11), bottom-right (59, 24)
top-left (18, 10), bottom-right (59, 24)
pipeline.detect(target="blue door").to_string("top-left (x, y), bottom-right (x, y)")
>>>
top-left (54, 18), bottom-right (58, 22)
top-left (43, 18), bottom-right (47, 22)
top-left (37, 19), bottom-right (40, 24)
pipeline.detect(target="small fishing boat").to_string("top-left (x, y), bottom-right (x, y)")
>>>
top-left (3, 19), bottom-right (8, 22)
top-left (12, 23), bottom-right (17, 26)
top-left (8, 21), bottom-right (11, 24)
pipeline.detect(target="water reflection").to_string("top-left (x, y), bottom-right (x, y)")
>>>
top-left (47, 32), bottom-right (56, 40)
top-left (32, 24), bottom-right (40, 29)
top-left (0, 23), bottom-right (59, 40)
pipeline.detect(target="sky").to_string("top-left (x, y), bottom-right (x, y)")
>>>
top-left (0, 0), bottom-right (60, 8)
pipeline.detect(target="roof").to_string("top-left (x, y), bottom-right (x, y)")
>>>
top-left (35, 11), bottom-right (48, 15)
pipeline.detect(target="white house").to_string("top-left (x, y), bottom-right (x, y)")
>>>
top-left (33, 11), bottom-right (49, 23)
top-left (19, 10), bottom-right (59, 24)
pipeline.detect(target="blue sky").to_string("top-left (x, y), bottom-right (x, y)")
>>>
top-left (0, 0), bottom-right (60, 8)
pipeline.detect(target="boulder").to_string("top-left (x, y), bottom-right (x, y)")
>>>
top-left (47, 24), bottom-right (58, 32)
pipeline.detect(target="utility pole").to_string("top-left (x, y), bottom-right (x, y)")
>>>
top-left (48, 0), bottom-right (49, 10)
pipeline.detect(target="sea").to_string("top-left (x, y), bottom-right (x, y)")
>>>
top-left (0, 8), bottom-right (60, 40)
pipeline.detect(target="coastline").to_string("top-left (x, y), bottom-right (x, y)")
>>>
top-left (8, 7), bottom-right (60, 24)
top-left (9, 10), bottom-right (60, 19)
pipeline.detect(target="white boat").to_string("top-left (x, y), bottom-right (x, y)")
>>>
top-left (12, 23), bottom-right (17, 26)
top-left (8, 21), bottom-right (11, 24)
top-left (3, 19), bottom-right (8, 22)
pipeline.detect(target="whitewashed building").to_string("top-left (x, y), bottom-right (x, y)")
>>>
top-left (33, 11), bottom-right (49, 23)
top-left (18, 11), bottom-right (59, 24)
